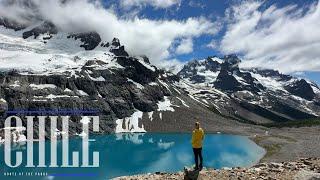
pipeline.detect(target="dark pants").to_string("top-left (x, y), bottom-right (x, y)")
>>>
top-left (193, 148), bottom-right (203, 168)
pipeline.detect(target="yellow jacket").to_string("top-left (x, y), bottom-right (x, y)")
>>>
top-left (191, 128), bottom-right (204, 148)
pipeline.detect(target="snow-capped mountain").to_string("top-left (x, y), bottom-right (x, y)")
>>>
top-left (176, 55), bottom-right (320, 124)
top-left (0, 14), bottom-right (319, 138)
top-left (0, 17), bottom-right (175, 137)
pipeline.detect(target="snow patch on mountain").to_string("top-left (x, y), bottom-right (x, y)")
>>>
top-left (250, 72), bottom-right (287, 92)
top-left (158, 80), bottom-right (172, 93)
top-left (29, 84), bottom-right (57, 89)
top-left (148, 111), bottom-right (154, 121)
top-left (176, 97), bottom-right (189, 108)
top-left (210, 57), bottom-right (223, 64)
top-left (88, 75), bottom-right (105, 82)
top-left (234, 75), bottom-right (249, 85)
top-left (157, 96), bottom-right (175, 112)
top-left (77, 90), bottom-right (89, 96)
top-left (188, 94), bottom-right (209, 107)
top-left (311, 84), bottom-right (320, 94)
top-left (0, 26), bottom-right (121, 75)
top-left (128, 78), bottom-right (144, 90)
top-left (197, 70), bottom-right (220, 83)
top-left (33, 94), bottom-right (80, 101)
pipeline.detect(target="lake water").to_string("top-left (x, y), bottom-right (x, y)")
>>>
top-left (0, 133), bottom-right (265, 180)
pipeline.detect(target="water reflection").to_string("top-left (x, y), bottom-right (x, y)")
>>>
top-left (0, 133), bottom-right (265, 180)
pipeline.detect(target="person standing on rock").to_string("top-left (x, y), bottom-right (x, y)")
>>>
top-left (191, 121), bottom-right (205, 170)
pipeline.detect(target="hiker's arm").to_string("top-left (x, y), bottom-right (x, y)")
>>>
top-left (191, 132), bottom-right (194, 143)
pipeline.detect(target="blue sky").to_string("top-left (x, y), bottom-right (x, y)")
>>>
top-left (99, 0), bottom-right (320, 85)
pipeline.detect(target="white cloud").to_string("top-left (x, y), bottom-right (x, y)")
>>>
top-left (207, 39), bottom-right (218, 49)
top-left (120, 0), bottom-right (181, 9)
top-left (175, 38), bottom-right (193, 55)
top-left (220, 0), bottom-right (320, 73)
top-left (156, 58), bottom-right (185, 73)
top-left (0, 0), bottom-right (37, 25)
top-left (0, 0), bottom-right (220, 67)
top-left (188, 1), bottom-right (205, 9)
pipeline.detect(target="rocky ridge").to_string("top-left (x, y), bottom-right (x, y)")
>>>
top-left (115, 158), bottom-right (320, 180)
top-left (176, 55), bottom-right (320, 124)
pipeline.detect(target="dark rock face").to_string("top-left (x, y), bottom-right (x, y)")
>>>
top-left (0, 99), bottom-right (8, 114)
top-left (111, 38), bottom-right (121, 47)
top-left (111, 46), bottom-right (129, 57)
top-left (285, 79), bottom-right (316, 101)
top-left (223, 54), bottom-right (241, 68)
top-left (140, 55), bottom-right (151, 64)
top-left (0, 17), bottom-right (27, 31)
top-left (178, 55), bottom-right (264, 93)
top-left (190, 75), bottom-right (205, 83)
top-left (214, 56), bottom-right (263, 93)
top-left (110, 38), bottom-right (129, 56)
top-left (23, 21), bottom-right (58, 39)
top-left (205, 57), bottom-right (220, 71)
top-left (101, 42), bottom-right (110, 47)
top-left (178, 57), bottom-right (221, 84)
top-left (67, 31), bottom-right (101, 50)
top-left (214, 69), bottom-right (241, 91)
top-left (4, 0), bottom-right (37, 9)
top-left (116, 56), bottom-right (158, 84)
top-left (178, 60), bottom-right (201, 79)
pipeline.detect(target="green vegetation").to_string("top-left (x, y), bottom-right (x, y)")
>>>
top-left (262, 118), bottom-right (320, 128)
top-left (252, 135), bottom-right (283, 162)
top-left (262, 143), bottom-right (282, 160)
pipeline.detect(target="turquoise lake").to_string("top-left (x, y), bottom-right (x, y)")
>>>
top-left (0, 133), bottom-right (265, 180)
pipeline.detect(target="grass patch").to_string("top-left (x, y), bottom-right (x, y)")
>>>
top-left (252, 135), bottom-right (267, 144)
top-left (273, 135), bottom-right (297, 143)
top-left (262, 143), bottom-right (282, 160)
top-left (252, 135), bottom-right (283, 161)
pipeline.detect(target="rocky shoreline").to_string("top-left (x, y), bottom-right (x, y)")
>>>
top-left (114, 158), bottom-right (320, 180)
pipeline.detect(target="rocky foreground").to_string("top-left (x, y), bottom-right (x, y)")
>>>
top-left (115, 158), bottom-right (320, 180)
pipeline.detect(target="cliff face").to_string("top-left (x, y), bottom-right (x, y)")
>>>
top-left (0, 37), bottom-right (171, 138)
top-left (115, 158), bottom-right (320, 180)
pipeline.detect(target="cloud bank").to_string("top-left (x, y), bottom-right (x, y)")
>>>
top-left (220, 0), bottom-right (320, 73)
top-left (0, 0), bottom-right (219, 67)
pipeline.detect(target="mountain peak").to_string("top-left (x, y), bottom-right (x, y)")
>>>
top-left (111, 38), bottom-right (121, 47)
top-left (109, 38), bottom-right (129, 57)
top-left (223, 54), bottom-right (241, 65)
